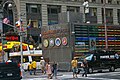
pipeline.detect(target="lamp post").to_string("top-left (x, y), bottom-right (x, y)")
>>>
top-left (19, 14), bottom-right (23, 77)
top-left (17, 12), bottom-right (25, 77)
top-left (103, 0), bottom-right (108, 49)
top-left (15, 12), bottom-right (24, 77)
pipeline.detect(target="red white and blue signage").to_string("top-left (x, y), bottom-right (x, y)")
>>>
top-left (62, 37), bottom-right (67, 46)
top-left (55, 38), bottom-right (61, 46)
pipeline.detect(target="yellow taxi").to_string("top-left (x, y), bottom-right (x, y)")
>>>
top-left (1, 41), bottom-right (33, 51)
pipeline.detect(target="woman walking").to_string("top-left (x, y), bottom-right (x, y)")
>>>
top-left (46, 62), bottom-right (52, 79)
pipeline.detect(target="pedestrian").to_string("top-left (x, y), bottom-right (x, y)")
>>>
top-left (82, 58), bottom-right (88, 77)
top-left (52, 61), bottom-right (58, 79)
top-left (46, 62), bottom-right (52, 79)
top-left (71, 57), bottom-right (78, 78)
top-left (31, 61), bottom-right (37, 75)
top-left (40, 57), bottom-right (46, 74)
top-left (28, 62), bottom-right (32, 75)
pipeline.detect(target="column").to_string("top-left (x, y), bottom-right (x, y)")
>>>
top-left (61, 5), bottom-right (67, 13)
top-left (41, 4), bottom-right (48, 28)
top-left (97, 8), bottom-right (102, 24)
top-left (113, 8), bottom-right (119, 25)
top-left (80, 6), bottom-right (85, 23)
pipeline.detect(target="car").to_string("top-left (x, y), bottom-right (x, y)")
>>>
top-left (77, 50), bottom-right (120, 74)
top-left (0, 62), bottom-right (22, 80)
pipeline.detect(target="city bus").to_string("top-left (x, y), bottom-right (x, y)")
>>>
top-left (9, 50), bottom-right (43, 71)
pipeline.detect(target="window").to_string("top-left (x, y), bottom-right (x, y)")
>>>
top-left (30, 5), bottom-right (37, 13)
top-left (48, 5), bottom-right (61, 14)
top-left (26, 4), bottom-right (41, 13)
top-left (67, 6), bottom-right (80, 12)
top-left (91, 8), bottom-right (97, 16)
top-left (106, 9), bottom-right (113, 17)
top-left (101, 0), bottom-right (103, 3)
top-left (85, 54), bottom-right (93, 61)
top-left (48, 5), bottom-right (61, 25)
top-left (32, 56), bottom-right (41, 62)
top-left (117, 1), bottom-right (120, 4)
top-left (117, 9), bottom-right (120, 23)
top-left (91, 0), bottom-right (96, 3)
top-left (108, 0), bottom-right (112, 4)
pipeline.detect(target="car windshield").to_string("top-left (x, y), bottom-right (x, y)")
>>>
top-left (77, 53), bottom-right (93, 61)
top-left (85, 54), bottom-right (93, 61)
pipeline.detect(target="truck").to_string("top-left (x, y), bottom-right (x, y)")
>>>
top-left (9, 50), bottom-right (43, 71)
top-left (77, 50), bottom-right (120, 74)
top-left (0, 62), bottom-right (21, 80)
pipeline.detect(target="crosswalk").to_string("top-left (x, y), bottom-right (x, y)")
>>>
top-left (22, 70), bottom-right (120, 80)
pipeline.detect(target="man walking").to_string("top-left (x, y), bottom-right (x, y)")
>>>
top-left (82, 59), bottom-right (88, 77)
top-left (52, 61), bottom-right (58, 79)
top-left (31, 61), bottom-right (37, 75)
top-left (28, 62), bottom-right (32, 75)
top-left (71, 57), bottom-right (78, 78)
top-left (40, 57), bottom-right (46, 74)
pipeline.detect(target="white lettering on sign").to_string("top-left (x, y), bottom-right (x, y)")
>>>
top-left (110, 55), bottom-right (115, 59)
top-left (100, 55), bottom-right (115, 59)
top-left (100, 55), bottom-right (109, 59)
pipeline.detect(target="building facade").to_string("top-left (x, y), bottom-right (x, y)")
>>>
top-left (1, 0), bottom-right (120, 44)
top-left (1, 0), bottom-right (120, 70)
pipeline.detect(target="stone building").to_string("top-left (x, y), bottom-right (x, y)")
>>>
top-left (1, 0), bottom-right (120, 70)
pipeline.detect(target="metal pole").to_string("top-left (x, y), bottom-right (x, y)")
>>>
top-left (103, 0), bottom-right (108, 49)
top-left (19, 14), bottom-right (23, 77)
top-left (0, 19), bottom-right (4, 62)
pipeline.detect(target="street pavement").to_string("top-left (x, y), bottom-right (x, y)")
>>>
top-left (21, 69), bottom-right (120, 80)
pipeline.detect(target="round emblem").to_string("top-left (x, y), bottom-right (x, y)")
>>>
top-left (43, 39), bottom-right (49, 47)
top-left (55, 38), bottom-right (61, 46)
top-left (49, 38), bottom-right (54, 47)
top-left (62, 37), bottom-right (67, 45)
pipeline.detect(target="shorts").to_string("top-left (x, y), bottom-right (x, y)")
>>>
top-left (72, 67), bottom-right (78, 74)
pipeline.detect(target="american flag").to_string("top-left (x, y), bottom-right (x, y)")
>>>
top-left (3, 18), bottom-right (10, 24)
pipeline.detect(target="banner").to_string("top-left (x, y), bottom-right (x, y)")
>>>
top-left (89, 38), bottom-right (96, 51)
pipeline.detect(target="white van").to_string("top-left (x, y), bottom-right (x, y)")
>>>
top-left (9, 50), bottom-right (43, 71)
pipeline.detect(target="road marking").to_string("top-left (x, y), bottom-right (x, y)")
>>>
top-left (80, 77), bottom-right (120, 80)
top-left (88, 71), bottom-right (120, 76)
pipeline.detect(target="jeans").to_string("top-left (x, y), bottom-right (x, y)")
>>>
top-left (33, 68), bottom-right (36, 75)
top-left (82, 67), bottom-right (87, 77)
top-left (29, 70), bottom-right (32, 75)
top-left (53, 69), bottom-right (57, 78)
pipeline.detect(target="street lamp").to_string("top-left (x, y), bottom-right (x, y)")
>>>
top-left (103, 0), bottom-right (108, 49)
top-left (15, 12), bottom-right (25, 78)
top-left (17, 12), bottom-right (25, 77)
top-left (19, 14), bottom-right (24, 77)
